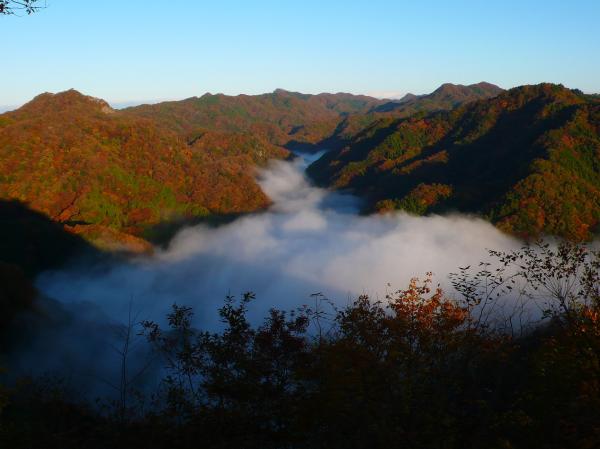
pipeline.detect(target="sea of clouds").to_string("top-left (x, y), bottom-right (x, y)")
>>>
top-left (9, 153), bottom-right (527, 394)
top-left (37, 153), bottom-right (523, 327)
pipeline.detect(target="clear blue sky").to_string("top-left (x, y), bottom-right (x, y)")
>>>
top-left (2, 0), bottom-right (599, 108)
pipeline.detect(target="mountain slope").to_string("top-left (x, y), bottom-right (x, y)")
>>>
top-left (0, 90), bottom-right (288, 248)
top-left (320, 82), bottom-right (504, 145)
top-left (124, 89), bottom-right (387, 149)
top-left (2, 82), bottom-right (586, 251)
top-left (0, 84), bottom-right (498, 250)
top-left (124, 84), bottom-right (504, 154)
top-left (371, 82), bottom-right (503, 114)
top-left (308, 84), bottom-right (600, 240)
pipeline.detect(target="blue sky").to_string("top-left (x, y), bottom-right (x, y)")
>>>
top-left (1, 0), bottom-right (599, 108)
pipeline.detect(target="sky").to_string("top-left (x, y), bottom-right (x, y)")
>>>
top-left (1, 0), bottom-right (599, 109)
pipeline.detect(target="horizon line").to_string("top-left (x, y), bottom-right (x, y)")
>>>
top-left (2, 81), bottom-right (598, 113)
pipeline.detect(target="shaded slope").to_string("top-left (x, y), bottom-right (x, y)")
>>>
top-left (0, 199), bottom-right (98, 277)
top-left (308, 84), bottom-right (600, 240)
top-left (0, 199), bottom-right (102, 329)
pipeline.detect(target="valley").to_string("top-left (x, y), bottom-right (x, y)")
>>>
top-left (3, 2), bottom-right (600, 446)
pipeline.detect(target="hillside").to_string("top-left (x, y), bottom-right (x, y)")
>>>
top-left (4, 82), bottom-right (562, 260)
top-left (308, 84), bottom-right (600, 240)
top-left (372, 81), bottom-right (503, 114)
top-left (0, 90), bottom-right (288, 249)
top-left (124, 85), bottom-right (502, 152)
top-left (318, 82), bottom-right (504, 145)
top-left (124, 89), bottom-right (387, 150)
top-left (0, 84), bottom-right (499, 253)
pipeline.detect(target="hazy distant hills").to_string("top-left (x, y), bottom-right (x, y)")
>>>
top-left (308, 83), bottom-right (600, 240)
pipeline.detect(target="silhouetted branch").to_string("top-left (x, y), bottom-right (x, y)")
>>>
top-left (0, 0), bottom-right (45, 15)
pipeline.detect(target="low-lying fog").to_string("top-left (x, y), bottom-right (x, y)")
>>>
top-left (38, 153), bottom-right (521, 326)
top-left (9, 152), bottom-right (526, 394)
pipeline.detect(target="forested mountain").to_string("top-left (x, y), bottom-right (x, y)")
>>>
top-left (0, 84), bottom-right (504, 252)
top-left (371, 81), bottom-right (503, 114)
top-left (308, 83), bottom-right (600, 240)
top-left (310, 82), bottom-right (504, 146)
top-left (0, 90), bottom-right (287, 249)
top-left (123, 89), bottom-right (387, 151)
top-left (0, 83), bottom-right (596, 252)
top-left (124, 85), bottom-right (503, 151)
top-left (3, 82), bottom-right (594, 252)
top-left (2, 85), bottom-right (600, 448)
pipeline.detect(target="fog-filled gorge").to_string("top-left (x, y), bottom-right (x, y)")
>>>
top-left (37, 152), bottom-right (522, 327)
top-left (5, 4), bottom-right (600, 445)
top-left (2, 151), bottom-right (534, 394)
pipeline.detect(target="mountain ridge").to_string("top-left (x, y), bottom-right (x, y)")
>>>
top-left (9, 85), bottom-right (478, 251)
top-left (371, 82), bottom-right (503, 114)
top-left (307, 83), bottom-right (600, 240)
top-left (1, 82), bottom-right (594, 257)
top-left (0, 89), bottom-right (288, 250)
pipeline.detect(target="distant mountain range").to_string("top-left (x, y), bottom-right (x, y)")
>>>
top-left (121, 89), bottom-right (386, 151)
top-left (372, 82), bottom-right (503, 114)
top-left (1, 81), bottom-right (598, 259)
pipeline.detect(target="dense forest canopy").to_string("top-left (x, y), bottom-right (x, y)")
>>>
top-left (308, 84), bottom-right (600, 240)
top-left (0, 90), bottom-right (288, 250)
top-left (0, 83), bottom-right (507, 251)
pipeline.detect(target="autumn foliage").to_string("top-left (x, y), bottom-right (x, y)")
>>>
top-left (0, 90), bottom-right (288, 249)
top-left (2, 241), bottom-right (600, 448)
top-left (0, 84), bottom-right (511, 251)
top-left (309, 84), bottom-right (600, 240)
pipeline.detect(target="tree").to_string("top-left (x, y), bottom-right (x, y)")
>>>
top-left (0, 0), bottom-right (43, 15)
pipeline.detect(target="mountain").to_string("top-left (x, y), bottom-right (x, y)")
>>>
top-left (317, 82), bottom-right (504, 146)
top-left (124, 89), bottom-right (387, 150)
top-left (3, 82), bottom-right (583, 254)
top-left (371, 82), bottom-right (503, 114)
top-left (124, 84), bottom-right (504, 152)
top-left (0, 90), bottom-right (288, 249)
top-left (396, 93), bottom-right (419, 103)
top-left (308, 84), bottom-right (600, 240)
top-left (0, 84), bottom-right (492, 252)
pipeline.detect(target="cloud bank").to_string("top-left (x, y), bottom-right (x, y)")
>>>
top-left (8, 153), bottom-right (525, 394)
top-left (38, 154), bottom-right (521, 325)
